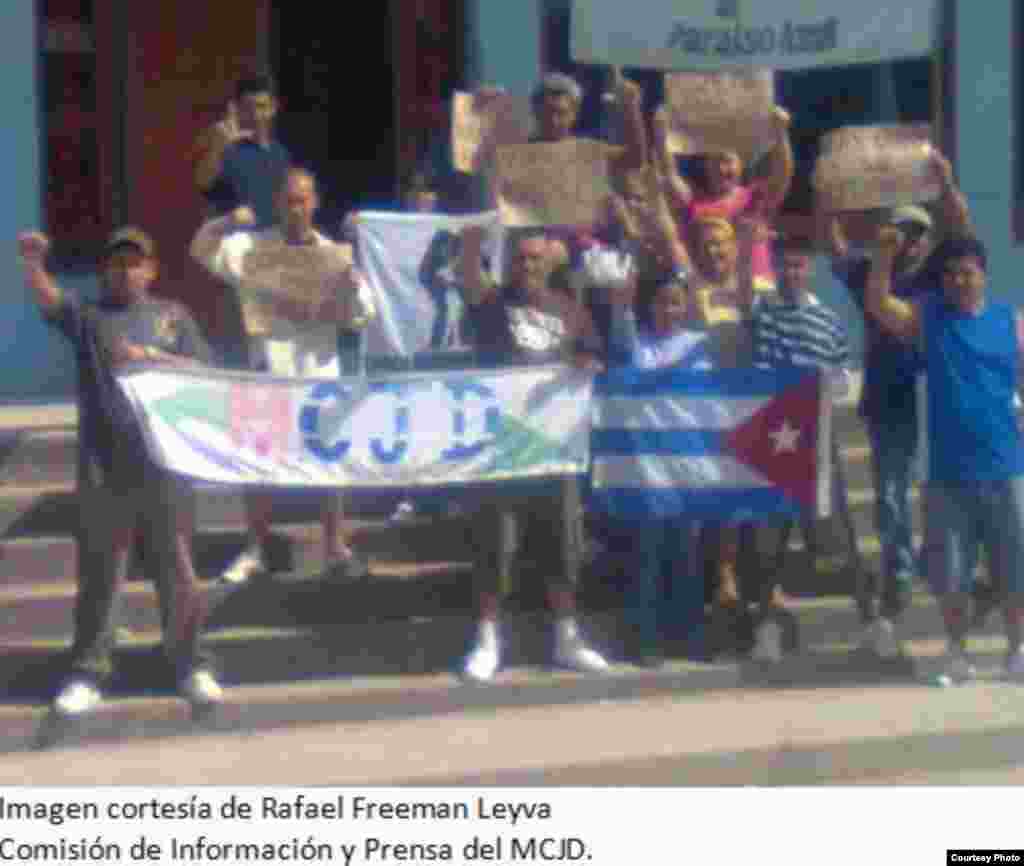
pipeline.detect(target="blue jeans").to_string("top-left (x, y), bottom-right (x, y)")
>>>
top-left (866, 417), bottom-right (919, 616)
top-left (625, 519), bottom-right (702, 654)
top-left (923, 477), bottom-right (1024, 598)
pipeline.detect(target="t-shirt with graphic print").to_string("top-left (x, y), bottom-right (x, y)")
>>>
top-left (466, 279), bottom-right (602, 367)
top-left (45, 294), bottom-right (212, 486)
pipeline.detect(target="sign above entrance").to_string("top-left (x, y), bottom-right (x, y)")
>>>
top-left (571, 0), bottom-right (937, 70)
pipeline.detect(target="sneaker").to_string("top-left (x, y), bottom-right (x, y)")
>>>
top-left (219, 545), bottom-right (266, 586)
top-left (932, 651), bottom-right (977, 687)
top-left (859, 617), bottom-right (902, 659)
top-left (553, 633), bottom-right (610, 673)
top-left (1006, 648), bottom-right (1024, 681)
top-left (52, 679), bottom-right (101, 717)
top-left (179, 668), bottom-right (224, 707)
top-left (751, 620), bottom-right (783, 664)
top-left (324, 551), bottom-right (370, 582)
top-left (389, 500), bottom-right (416, 522)
top-left (462, 640), bottom-right (501, 683)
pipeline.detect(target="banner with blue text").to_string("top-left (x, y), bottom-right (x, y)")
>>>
top-left (117, 365), bottom-right (592, 488)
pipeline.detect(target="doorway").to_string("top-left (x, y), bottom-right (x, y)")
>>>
top-left (270, 1), bottom-right (397, 232)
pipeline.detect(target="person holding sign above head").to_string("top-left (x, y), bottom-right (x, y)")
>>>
top-left (825, 149), bottom-right (972, 659)
top-left (456, 223), bottom-right (609, 682)
top-left (17, 227), bottom-right (223, 721)
top-left (866, 229), bottom-right (1024, 685)
top-left (684, 215), bottom-right (764, 657)
top-left (653, 103), bottom-right (794, 289)
top-left (191, 167), bottom-right (377, 587)
top-left (601, 184), bottom-right (709, 666)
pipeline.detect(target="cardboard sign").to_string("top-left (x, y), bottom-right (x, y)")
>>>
top-left (813, 124), bottom-right (939, 212)
top-left (495, 139), bottom-right (614, 227)
top-left (236, 238), bottom-right (355, 336)
top-left (451, 90), bottom-right (533, 174)
top-left (659, 69), bottom-right (776, 164)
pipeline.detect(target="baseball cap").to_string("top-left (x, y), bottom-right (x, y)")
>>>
top-left (887, 205), bottom-right (933, 231)
top-left (105, 226), bottom-right (156, 259)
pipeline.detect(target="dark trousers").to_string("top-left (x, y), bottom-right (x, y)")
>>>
top-left (768, 432), bottom-right (869, 617)
top-left (464, 478), bottom-right (583, 599)
top-left (71, 461), bottom-right (212, 684)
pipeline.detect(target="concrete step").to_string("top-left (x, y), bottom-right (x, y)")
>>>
top-left (0, 429), bottom-right (78, 487)
top-left (0, 517), bottom-right (482, 586)
top-left (0, 614), bottom-right (1016, 759)
top-left (0, 586), bottom-right (1001, 701)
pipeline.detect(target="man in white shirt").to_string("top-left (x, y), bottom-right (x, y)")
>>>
top-left (191, 167), bottom-right (376, 584)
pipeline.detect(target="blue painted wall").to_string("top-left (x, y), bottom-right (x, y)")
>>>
top-left (954, 0), bottom-right (1019, 306)
top-left (0, 5), bottom-right (87, 402)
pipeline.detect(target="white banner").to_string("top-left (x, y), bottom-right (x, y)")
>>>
top-left (572, 0), bottom-right (937, 70)
top-left (354, 211), bottom-right (504, 358)
top-left (118, 365), bottom-right (592, 488)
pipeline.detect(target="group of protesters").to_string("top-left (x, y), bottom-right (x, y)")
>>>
top-left (16, 61), bottom-right (1024, 723)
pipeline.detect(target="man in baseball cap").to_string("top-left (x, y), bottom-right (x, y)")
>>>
top-left (825, 148), bottom-right (973, 661)
top-left (16, 224), bottom-right (223, 729)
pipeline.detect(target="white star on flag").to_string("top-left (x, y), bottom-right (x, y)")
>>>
top-left (769, 419), bottom-right (800, 454)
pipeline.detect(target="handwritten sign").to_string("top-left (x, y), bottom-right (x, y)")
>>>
top-left (452, 91), bottom-right (533, 174)
top-left (813, 124), bottom-right (939, 212)
top-left (659, 69), bottom-right (776, 164)
top-left (236, 237), bottom-right (355, 336)
top-left (495, 139), bottom-right (614, 227)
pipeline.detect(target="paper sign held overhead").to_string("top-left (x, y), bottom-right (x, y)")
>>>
top-left (659, 69), bottom-right (776, 164)
top-left (495, 139), bottom-right (614, 228)
top-left (451, 91), bottom-right (533, 174)
top-left (813, 124), bottom-right (939, 212)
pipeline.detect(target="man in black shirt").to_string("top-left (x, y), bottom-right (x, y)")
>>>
top-left (455, 225), bottom-right (608, 682)
top-left (17, 227), bottom-right (222, 719)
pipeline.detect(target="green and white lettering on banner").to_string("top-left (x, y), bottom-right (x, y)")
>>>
top-left (571, 0), bottom-right (937, 70)
top-left (118, 365), bottom-right (592, 488)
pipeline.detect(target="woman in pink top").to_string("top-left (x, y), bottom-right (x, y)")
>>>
top-left (653, 106), bottom-right (794, 287)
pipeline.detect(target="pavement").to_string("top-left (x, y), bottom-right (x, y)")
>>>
top-left (4, 661), bottom-right (1024, 785)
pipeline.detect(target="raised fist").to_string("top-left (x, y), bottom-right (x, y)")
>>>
top-left (213, 100), bottom-right (251, 145)
top-left (772, 106), bottom-right (792, 131)
top-left (231, 206), bottom-right (256, 227)
top-left (614, 70), bottom-right (643, 107)
top-left (17, 231), bottom-right (50, 263)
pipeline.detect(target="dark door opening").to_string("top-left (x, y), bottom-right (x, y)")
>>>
top-left (270, 1), bottom-right (397, 233)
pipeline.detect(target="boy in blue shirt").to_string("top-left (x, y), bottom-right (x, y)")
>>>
top-left (867, 229), bottom-right (1024, 683)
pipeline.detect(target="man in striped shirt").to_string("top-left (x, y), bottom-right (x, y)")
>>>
top-left (738, 223), bottom-right (865, 662)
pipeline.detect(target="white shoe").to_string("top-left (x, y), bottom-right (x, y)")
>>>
top-left (219, 545), bottom-right (265, 586)
top-left (462, 640), bottom-right (501, 683)
top-left (389, 500), bottom-right (416, 522)
top-left (179, 669), bottom-right (224, 707)
top-left (553, 634), bottom-right (609, 673)
top-left (933, 651), bottom-right (977, 687)
top-left (859, 617), bottom-right (901, 659)
top-left (1006, 648), bottom-right (1024, 680)
top-left (751, 620), bottom-right (783, 663)
top-left (53, 679), bottom-right (102, 717)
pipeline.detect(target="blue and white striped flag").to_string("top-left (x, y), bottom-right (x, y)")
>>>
top-left (590, 366), bottom-right (832, 521)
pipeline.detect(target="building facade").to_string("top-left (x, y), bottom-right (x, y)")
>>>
top-left (0, 0), bottom-right (1019, 400)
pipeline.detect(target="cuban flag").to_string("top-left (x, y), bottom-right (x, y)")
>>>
top-left (590, 366), bottom-right (832, 521)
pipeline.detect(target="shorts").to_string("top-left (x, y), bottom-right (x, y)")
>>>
top-left (923, 476), bottom-right (1024, 597)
